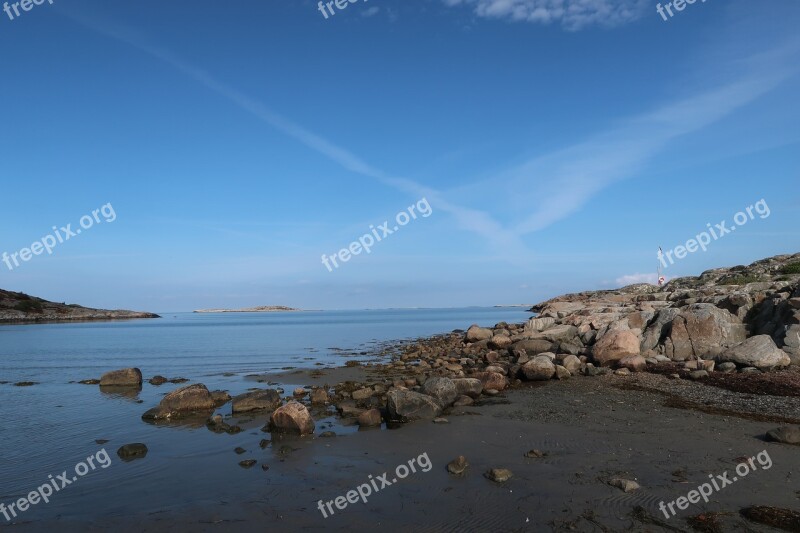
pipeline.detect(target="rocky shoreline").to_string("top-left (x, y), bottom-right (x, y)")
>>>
top-left (0, 289), bottom-right (160, 324)
top-left (11, 252), bottom-right (800, 530)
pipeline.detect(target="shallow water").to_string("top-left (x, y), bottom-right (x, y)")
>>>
top-left (0, 307), bottom-right (529, 524)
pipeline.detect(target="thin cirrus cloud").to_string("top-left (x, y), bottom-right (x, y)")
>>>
top-left (441, 0), bottom-right (649, 30)
top-left (66, 12), bottom-right (530, 259)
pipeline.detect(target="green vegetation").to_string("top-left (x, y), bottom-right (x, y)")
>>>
top-left (13, 300), bottom-right (43, 313)
top-left (782, 262), bottom-right (800, 274)
top-left (724, 274), bottom-right (762, 285)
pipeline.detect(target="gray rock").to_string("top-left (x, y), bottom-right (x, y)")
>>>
top-left (142, 384), bottom-right (216, 420)
top-left (357, 408), bottom-right (382, 427)
top-left (561, 354), bottom-right (582, 374)
top-left (485, 468), bottom-right (513, 482)
top-left (269, 401), bottom-right (315, 435)
top-left (666, 304), bottom-right (746, 360)
top-left (452, 378), bottom-right (483, 398)
top-left (717, 362), bottom-right (738, 373)
top-left (718, 335), bottom-right (791, 370)
top-left (465, 325), bottom-right (493, 342)
top-left (100, 368), bottom-right (142, 387)
top-left (766, 426), bottom-right (800, 445)
top-left (522, 356), bottom-right (555, 381)
top-left (447, 456), bottom-right (469, 475)
top-left (387, 390), bottom-right (443, 421)
top-left (421, 377), bottom-right (458, 406)
top-left (609, 478), bottom-right (640, 493)
top-left (510, 339), bottom-right (557, 357)
top-left (352, 388), bottom-right (373, 400)
top-left (117, 443), bottom-right (148, 461)
top-left (231, 389), bottom-right (281, 413)
top-left (555, 365), bottom-right (571, 380)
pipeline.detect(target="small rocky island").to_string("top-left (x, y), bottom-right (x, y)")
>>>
top-left (193, 306), bottom-right (301, 313)
top-left (0, 289), bottom-right (160, 323)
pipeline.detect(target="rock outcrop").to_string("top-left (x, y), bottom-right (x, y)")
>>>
top-left (142, 384), bottom-right (216, 420)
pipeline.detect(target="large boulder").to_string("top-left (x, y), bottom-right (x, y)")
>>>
top-left (510, 339), bottom-right (557, 357)
top-left (452, 378), bottom-right (483, 398)
top-left (269, 401), bottom-right (315, 435)
top-left (521, 356), bottom-right (555, 381)
top-left (142, 384), bottom-right (215, 420)
top-left (592, 330), bottom-right (640, 366)
top-left (465, 325), bottom-right (493, 342)
top-left (100, 368), bottom-right (142, 387)
top-left (231, 389), bottom-right (281, 413)
top-left (718, 335), bottom-right (791, 370)
top-left (524, 317), bottom-right (556, 334)
top-left (490, 334), bottom-right (513, 349)
top-left (387, 390), bottom-right (443, 421)
top-left (421, 377), bottom-right (458, 406)
top-left (472, 371), bottom-right (508, 391)
top-left (561, 354), bottom-right (582, 374)
top-left (641, 308), bottom-right (681, 352)
top-left (665, 304), bottom-right (746, 360)
top-left (619, 355), bottom-right (647, 372)
top-left (537, 324), bottom-right (579, 343)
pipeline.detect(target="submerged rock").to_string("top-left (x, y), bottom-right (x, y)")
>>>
top-left (100, 368), bottom-right (142, 387)
top-left (117, 443), bottom-right (148, 461)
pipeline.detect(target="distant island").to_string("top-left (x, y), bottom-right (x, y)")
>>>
top-left (0, 289), bottom-right (160, 323)
top-left (193, 306), bottom-right (301, 313)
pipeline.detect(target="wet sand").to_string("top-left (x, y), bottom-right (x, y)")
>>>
top-left (11, 371), bottom-right (799, 532)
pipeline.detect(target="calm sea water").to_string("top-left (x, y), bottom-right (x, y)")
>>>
top-left (0, 307), bottom-right (529, 525)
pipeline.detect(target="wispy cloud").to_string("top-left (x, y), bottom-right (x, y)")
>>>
top-left (441, 0), bottom-right (648, 30)
top-left (445, 42), bottom-right (798, 238)
top-left (66, 13), bottom-right (525, 257)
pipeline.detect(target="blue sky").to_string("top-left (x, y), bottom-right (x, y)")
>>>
top-left (0, 0), bottom-right (798, 312)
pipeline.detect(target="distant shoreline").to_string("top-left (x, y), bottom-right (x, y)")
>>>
top-left (193, 306), bottom-right (301, 313)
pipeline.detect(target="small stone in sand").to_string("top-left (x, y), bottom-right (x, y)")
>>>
top-left (485, 468), bottom-right (513, 482)
top-left (447, 456), bottom-right (469, 475)
top-left (609, 478), bottom-right (640, 493)
top-left (484, 389), bottom-right (500, 396)
top-left (433, 417), bottom-right (449, 424)
top-left (525, 449), bottom-right (547, 458)
top-left (766, 426), bottom-right (800, 445)
top-left (319, 431), bottom-right (336, 438)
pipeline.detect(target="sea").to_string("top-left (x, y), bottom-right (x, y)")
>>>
top-left (0, 307), bottom-right (530, 525)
